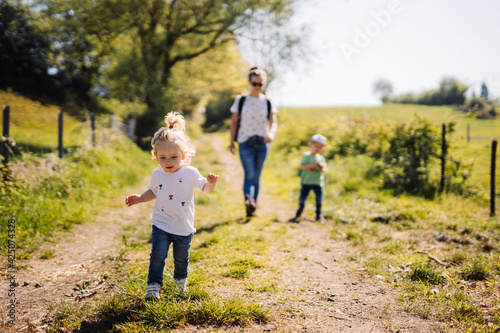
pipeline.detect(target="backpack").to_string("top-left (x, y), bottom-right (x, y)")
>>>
top-left (234, 96), bottom-right (272, 142)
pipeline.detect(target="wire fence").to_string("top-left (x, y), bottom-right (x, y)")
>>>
top-left (2, 105), bottom-right (136, 163)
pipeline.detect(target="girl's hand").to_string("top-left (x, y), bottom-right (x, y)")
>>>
top-left (202, 173), bottom-right (219, 193)
top-left (264, 136), bottom-right (273, 143)
top-left (207, 173), bottom-right (219, 185)
top-left (125, 194), bottom-right (140, 207)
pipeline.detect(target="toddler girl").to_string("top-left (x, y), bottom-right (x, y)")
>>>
top-left (125, 111), bottom-right (218, 300)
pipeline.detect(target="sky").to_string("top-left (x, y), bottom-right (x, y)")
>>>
top-left (266, 0), bottom-right (500, 107)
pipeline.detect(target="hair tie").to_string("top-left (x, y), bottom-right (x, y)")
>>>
top-left (169, 125), bottom-right (174, 129)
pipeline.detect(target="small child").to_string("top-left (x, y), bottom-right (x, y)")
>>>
top-left (125, 111), bottom-right (219, 300)
top-left (290, 134), bottom-right (327, 223)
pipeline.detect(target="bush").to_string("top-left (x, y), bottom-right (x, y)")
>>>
top-left (203, 90), bottom-right (238, 132)
top-left (273, 112), bottom-right (471, 197)
top-left (379, 117), bottom-right (441, 197)
top-left (460, 95), bottom-right (499, 119)
top-left (0, 135), bottom-right (152, 255)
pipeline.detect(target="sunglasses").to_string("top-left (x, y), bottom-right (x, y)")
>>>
top-left (251, 82), bottom-right (263, 87)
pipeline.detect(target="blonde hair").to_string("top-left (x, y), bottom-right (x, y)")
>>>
top-left (151, 111), bottom-right (195, 165)
top-left (248, 66), bottom-right (267, 85)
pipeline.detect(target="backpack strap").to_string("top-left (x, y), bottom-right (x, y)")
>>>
top-left (234, 96), bottom-right (246, 142)
top-left (234, 96), bottom-right (272, 142)
top-left (266, 99), bottom-right (271, 120)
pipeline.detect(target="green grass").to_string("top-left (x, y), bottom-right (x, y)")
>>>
top-left (1, 89), bottom-right (90, 154)
top-left (7, 98), bottom-right (499, 332)
top-left (0, 90), bottom-right (156, 256)
top-left (280, 103), bottom-right (499, 192)
top-left (264, 104), bottom-right (500, 332)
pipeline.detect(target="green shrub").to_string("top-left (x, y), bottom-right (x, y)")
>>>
top-left (204, 89), bottom-right (237, 131)
top-left (381, 117), bottom-right (440, 196)
top-left (0, 135), bottom-right (152, 254)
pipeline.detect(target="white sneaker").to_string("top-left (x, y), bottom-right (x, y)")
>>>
top-left (174, 278), bottom-right (188, 291)
top-left (145, 282), bottom-right (161, 300)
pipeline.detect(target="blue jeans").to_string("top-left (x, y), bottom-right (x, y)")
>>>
top-left (148, 225), bottom-right (193, 286)
top-left (238, 136), bottom-right (269, 202)
top-left (295, 185), bottom-right (323, 220)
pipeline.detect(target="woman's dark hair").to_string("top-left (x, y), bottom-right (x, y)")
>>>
top-left (248, 66), bottom-right (267, 84)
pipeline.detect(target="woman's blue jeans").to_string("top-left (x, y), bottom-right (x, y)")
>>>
top-left (148, 225), bottom-right (193, 286)
top-left (238, 136), bottom-right (269, 202)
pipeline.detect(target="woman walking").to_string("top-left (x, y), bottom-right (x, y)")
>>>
top-left (229, 67), bottom-right (278, 217)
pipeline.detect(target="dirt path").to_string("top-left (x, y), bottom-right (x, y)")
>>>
top-left (0, 187), bottom-right (154, 332)
top-left (208, 136), bottom-right (443, 332)
top-left (1, 135), bottom-right (444, 332)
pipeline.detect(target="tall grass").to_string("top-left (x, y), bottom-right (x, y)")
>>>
top-left (1, 90), bottom-right (156, 256)
top-left (0, 134), bottom-right (154, 256)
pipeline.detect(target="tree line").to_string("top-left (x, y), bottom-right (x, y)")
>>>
top-left (373, 77), bottom-right (498, 119)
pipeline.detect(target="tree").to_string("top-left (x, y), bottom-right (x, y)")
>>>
top-left (373, 78), bottom-right (393, 103)
top-left (0, 1), bottom-right (63, 100)
top-left (391, 77), bottom-right (468, 106)
top-left (438, 77), bottom-right (467, 105)
top-left (120, 0), bottom-right (299, 139)
top-left (34, 0), bottom-right (122, 107)
top-left (481, 82), bottom-right (489, 100)
top-left (235, 3), bottom-right (309, 87)
top-left (35, 0), bottom-right (302, 141)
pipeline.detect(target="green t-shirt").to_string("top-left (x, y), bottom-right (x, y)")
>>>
top-left (300, 151), bottom-right (327, 187)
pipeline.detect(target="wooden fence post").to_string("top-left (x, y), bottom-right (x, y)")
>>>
top-left (492, 140), bottom-right (497, 217)
top-left (467, 124), bottom-right (470, 143)
top-left (58, 110), bottom-right (63, 158)
top-left (440, 124), bottom-right (446, 193)
top-left (2, 105), bottom-right (10, 165)
top-left (91, 112), bottom-right (96, 147)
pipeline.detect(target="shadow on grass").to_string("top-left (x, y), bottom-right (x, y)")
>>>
top-left (195, 216), bottom-right (261, 232)
top-left (76, 309), bottom-right (136, 333)
top-left (196, 220), bottom-right (235, 234)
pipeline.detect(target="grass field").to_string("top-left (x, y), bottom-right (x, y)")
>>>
top-left (1, 90), bottom-right (154, 256)
top-left (3, 92), bottom-right (500, 332)
top-left (279, 103), bottom-right (499, 196)
top-left (1, 89), bottom-right (93, 155)
top-left (262, 103), bottom-right (500, 332)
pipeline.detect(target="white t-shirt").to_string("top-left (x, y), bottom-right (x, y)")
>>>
top-left (230, 93), bottom-right (278, 143)
top-left (148, 165), bottom-right (207, 236)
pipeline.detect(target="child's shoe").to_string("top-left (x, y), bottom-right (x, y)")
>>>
top-left (175, 278), bottom-right (188, 292)
top-left (316, 216), bottom-right (327, 223)
top-left (288, 216), bottom-right (300, 223)
top-left (145, 282), bottom-right (161, 300)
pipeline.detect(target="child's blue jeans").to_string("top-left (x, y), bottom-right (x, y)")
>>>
top-left (295, 184), bottom-right (323, 220)
top-left (148, 225), bottom-right (193, 286)
top-left (238, 135), bottom-right (269, 202)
